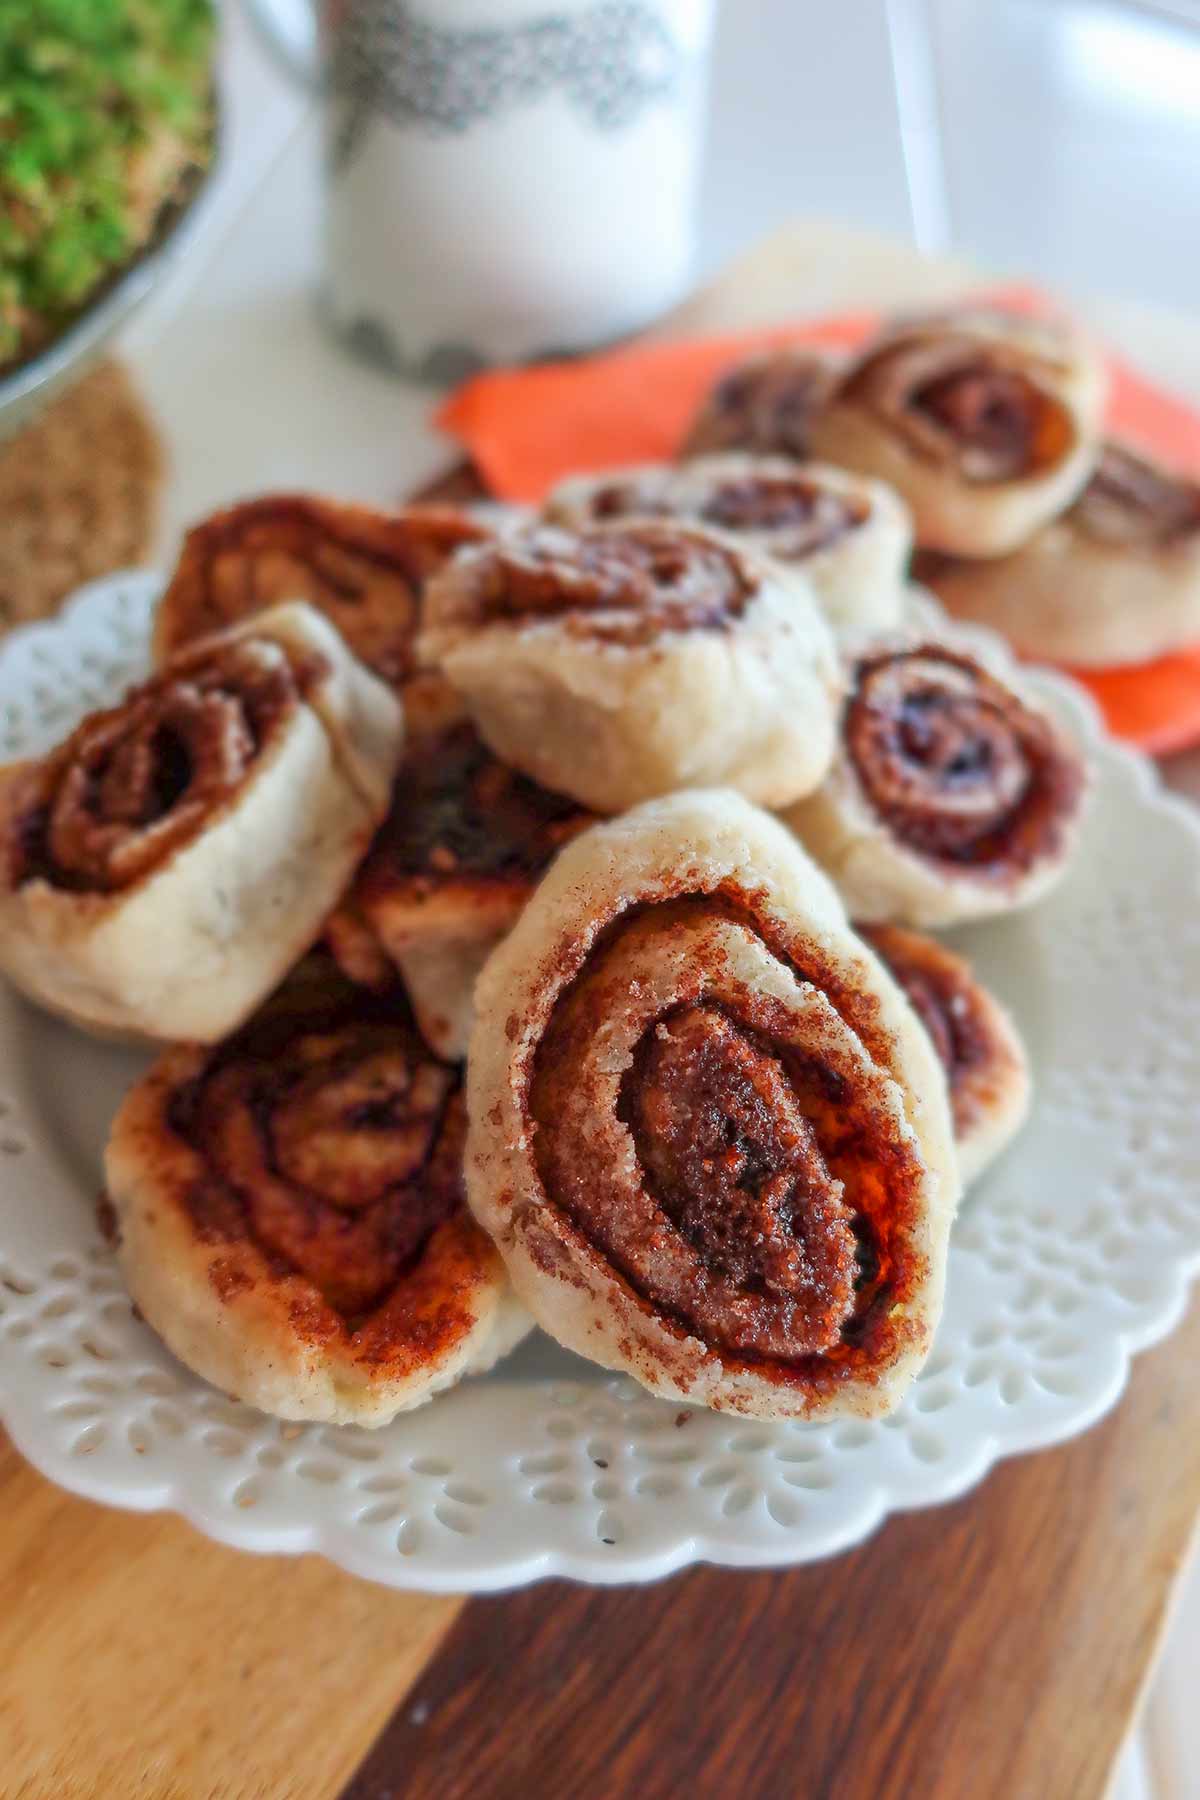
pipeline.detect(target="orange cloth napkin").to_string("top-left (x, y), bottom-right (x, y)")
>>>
top-left (436, 287), bottom-right (1200, 753)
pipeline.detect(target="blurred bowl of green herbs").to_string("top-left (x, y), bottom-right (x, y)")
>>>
top-left (0, 0), bottom-right (217, 440)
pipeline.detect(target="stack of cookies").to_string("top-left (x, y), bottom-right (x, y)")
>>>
top-left (0, 313), bottom-right (1098, 1432)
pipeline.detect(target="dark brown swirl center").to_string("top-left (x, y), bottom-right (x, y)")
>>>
top-left (627, 1003), bottom-right (856, 1341)
top-left (847, 340), bottom-right (1074, 483)
top-left (528, 895), bottom-right (928, 1378)
top-left (15, 640), bottom-right (300, 893)
top-left (846, 647), bottom-right (1080, 871)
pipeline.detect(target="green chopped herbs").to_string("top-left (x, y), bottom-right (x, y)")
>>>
top-left (0, 0), bottom-right (216, 366)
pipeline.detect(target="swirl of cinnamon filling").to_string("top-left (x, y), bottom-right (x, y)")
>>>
top-left (527, 894), bottom-right (928, 1379)
top-left (861, 921), bottom-right (1031, 1184)
top-left (14, 637), bottom-right (305, 894)
top-left (467, 794), bottom-right (958, 1417)
top-left (172, 992), bottom-right (464, 1326)
top-left (860, 924), bottom-right (991, 1141)
top-left (845, 646), bottom-right (1082, 871)
top-left (153, 494), bottom-right (487, 682)
top-left (443, 524), bottom-right (756, 646)
top-left (680, 346), bottom-right (840, 461)
top-left (328, 718), bottom-right (594, 1057)
top-left (698, 475), bottom-right (867, 550)
top-left (362, 720), bottom-right (592, 903)
top-left (561, 470), bottom-right (868, 563)
top-left (105, 966), bottom-right (528, 1422)
top-left (843, 334), bottom-right (1075, 485)
top-left (1073, 442), bottom-right (1200, 547)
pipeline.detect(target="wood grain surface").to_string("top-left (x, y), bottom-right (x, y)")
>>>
top-left (0, 1433), bottom-right (461, 1800)
top-left (2, 1300), bottom-right (1193, 1799)
top-left (340, 1308), bottom-right (1200, 1800)
top-left (1, 224), bottom-right (1198, 1800)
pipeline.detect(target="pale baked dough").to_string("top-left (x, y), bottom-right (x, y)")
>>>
top-left (809, 311), bottom-right (1107, 557)
top-left (861, 922), bottom-right (1031, 1186)
top-left (328, 898), bottom-right (502, 1063)
top-left (419, 520), bottom-right (842, 813)
top-left (106, 991), bottom-right (530, 1426)
top-left (921, 439), bottom-right (1200, 667)
top-left (327, 900), bottom-right (503, 1063)
top-left (466, 790), bottom-right (959, 1421)
top-left (545, 455), bottom-right (913, 635)
top-left (783, 627), bottom-right (1088, 927)
top-left (0, 602), bottom-right (403, 1041)
top-left (954, 997), bottom-right (1030, 1186)
top-left (393, 937), bottom-right (491, 1063)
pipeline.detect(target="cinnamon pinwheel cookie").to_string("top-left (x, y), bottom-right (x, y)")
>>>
top-left (467, 790), bottom-right (959, 1421)
top-left (105, 969), bottom-right (529, 1425)
top-left (783, 634), bottom-right (1087, 926)
top-left (861, 924), bottom-right (1030, 1186)
top-left (679, 344), bottom-right (844, 461)
top-left (809, 311), bottom-right (1107, 557)
top-left (329, 715), bottom-right (593, 1060)
top-left (153, 494), bottom-right (487, 684)
top-left (918, 440), bottom-right (1200, 667)
top-left (546, 455), bottom-right (912, 634)
top-left (0, 602), bottom-right (402, 1041)
top-left (418, 520), bottom-right (842, 813)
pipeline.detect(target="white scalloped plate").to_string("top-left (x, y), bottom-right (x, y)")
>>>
top-left (0, 570), bottom-right (1198, 1591)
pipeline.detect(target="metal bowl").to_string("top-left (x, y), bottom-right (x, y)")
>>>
top-left (0, 143), bottom-right (218, 445)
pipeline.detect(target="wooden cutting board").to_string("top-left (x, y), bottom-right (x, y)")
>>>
top-left (1, 222), bottom-right (1197, 1800)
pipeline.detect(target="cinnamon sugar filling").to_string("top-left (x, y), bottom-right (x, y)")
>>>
top-left (845, 646), bottom-right (1083, 876)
